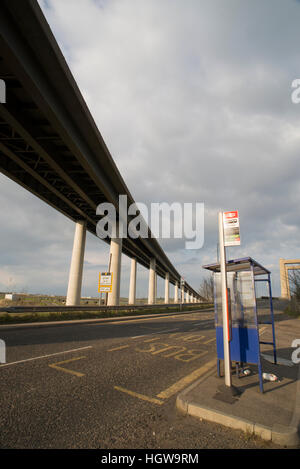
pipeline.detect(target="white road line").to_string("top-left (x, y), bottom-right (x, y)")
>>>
top-left (131, 327), bottom-right (179, 339)
top-left (0, 346), bottom-right (93, 368)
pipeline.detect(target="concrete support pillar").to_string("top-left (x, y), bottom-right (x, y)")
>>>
top-left (181, 286), bottom-right (185, 303)
top-left (66, 220), bottom-right (87, 306)
top-left (107, 222), bottom-right (122, 306)
top-left (186, 290), bottom-right (189, 303)
top-left (174, 281), bottom-right (179, 304)
top-left (164, 272), bottom-right (170, 304)
top-left (148, 258), bottom-right (156, 305)
top-left (128, 257), bottom-right (137, 305)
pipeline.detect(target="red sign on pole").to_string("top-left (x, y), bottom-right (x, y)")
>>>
top-left (223, 211), bottom-right (240, 246)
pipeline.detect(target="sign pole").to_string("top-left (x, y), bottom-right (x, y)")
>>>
top-left (105, 253), bottom-right (112, 306)
top-left (218, 211), bottom-right (232, 388)
top-left (99, 291), bottom-right (103, 306)
top-left (98, 271), bottom-right (113, 298)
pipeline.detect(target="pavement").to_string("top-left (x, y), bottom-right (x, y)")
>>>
top-left (176, 309), bottom-right (300, 447)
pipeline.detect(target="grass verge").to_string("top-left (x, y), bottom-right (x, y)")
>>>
top-left (0, 304), bottom-right (213, 325)
top-left (284, 306), bottom-right (300, 318)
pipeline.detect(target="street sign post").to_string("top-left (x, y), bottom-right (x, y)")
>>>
top-left (223, 210), bottom-right (240, 247)
top-left (98, 272), bottom-right (113, 306)
top-left (98, 272), bottom-right (113, 293)
top-left (218, 210), bottom-right (240, 390)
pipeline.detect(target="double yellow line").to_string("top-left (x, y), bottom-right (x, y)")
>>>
top-left (114, 358), bottom-right (216, 405)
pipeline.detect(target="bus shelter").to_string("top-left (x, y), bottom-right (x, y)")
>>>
top-left (203, 257), bottom-right (277, 392)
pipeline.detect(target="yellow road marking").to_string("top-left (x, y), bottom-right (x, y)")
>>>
top-left (171, 333), bottom-right (208, 342)
top-left (49, 356), bottom-right (86, 377)
top-left (163, 346), bottom-right (187, 357)
top-left (182, 334), bottom-right (206, 343)
top-left (114, 386), bottom-right (164, 405)
top-left (151, 344), bottom-right (178, 355)
top-left (135, 343), bottom-right (161, 353)
top-left (0, 346), bottom-right (92, 368)
top-left (144, 337), bottom-right (161, 343)
top-left (108, 345), bottom-right (130, 352)
top-left (174, 350), bottom-right (208, 362)
top-left (202, 337), bottom-right (216, 345)
top-left (157, 358), bottom-right (216, 399)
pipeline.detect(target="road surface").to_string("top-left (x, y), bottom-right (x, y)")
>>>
top-left (0, 309), bottom-right (277, 448)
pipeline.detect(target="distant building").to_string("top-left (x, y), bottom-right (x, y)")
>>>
top-left (5, 293), bottom-right (18, 301)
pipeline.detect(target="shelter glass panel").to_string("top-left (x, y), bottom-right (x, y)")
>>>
top-left (214, 271), bottom-right (256, 328)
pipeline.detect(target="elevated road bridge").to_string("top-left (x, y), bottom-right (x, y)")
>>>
top-left (0, 0), bottom-right (202, 306)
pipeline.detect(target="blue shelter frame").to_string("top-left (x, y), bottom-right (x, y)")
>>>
top-left (203, 257), bottom-right (277, 393)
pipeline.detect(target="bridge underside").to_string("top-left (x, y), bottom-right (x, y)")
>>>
top-left (0, 0), bottom-right (199, 297)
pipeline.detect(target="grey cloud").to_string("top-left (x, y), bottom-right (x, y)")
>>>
top-left (2, 0), bottom-right (300, 296)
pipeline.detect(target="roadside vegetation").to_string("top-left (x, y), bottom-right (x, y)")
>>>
top-left (284, 270), bottom-right (300, 318)
top-left (199, 275), bottom-right (214, 302)
top-left (0, 302), bottom-right (213, 325)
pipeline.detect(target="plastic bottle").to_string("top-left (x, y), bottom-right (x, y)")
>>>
top-left (262, 372), bottom-right (278, 381)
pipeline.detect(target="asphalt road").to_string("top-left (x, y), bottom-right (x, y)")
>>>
top-left (0, 309), bottom-right (277, 449)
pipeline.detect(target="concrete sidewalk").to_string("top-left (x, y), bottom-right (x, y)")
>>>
top-left (176, 312), bottom-right (300, 447)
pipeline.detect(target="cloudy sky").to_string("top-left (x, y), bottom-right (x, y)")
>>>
top-left (1, 0), bottom-right (300, 298)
